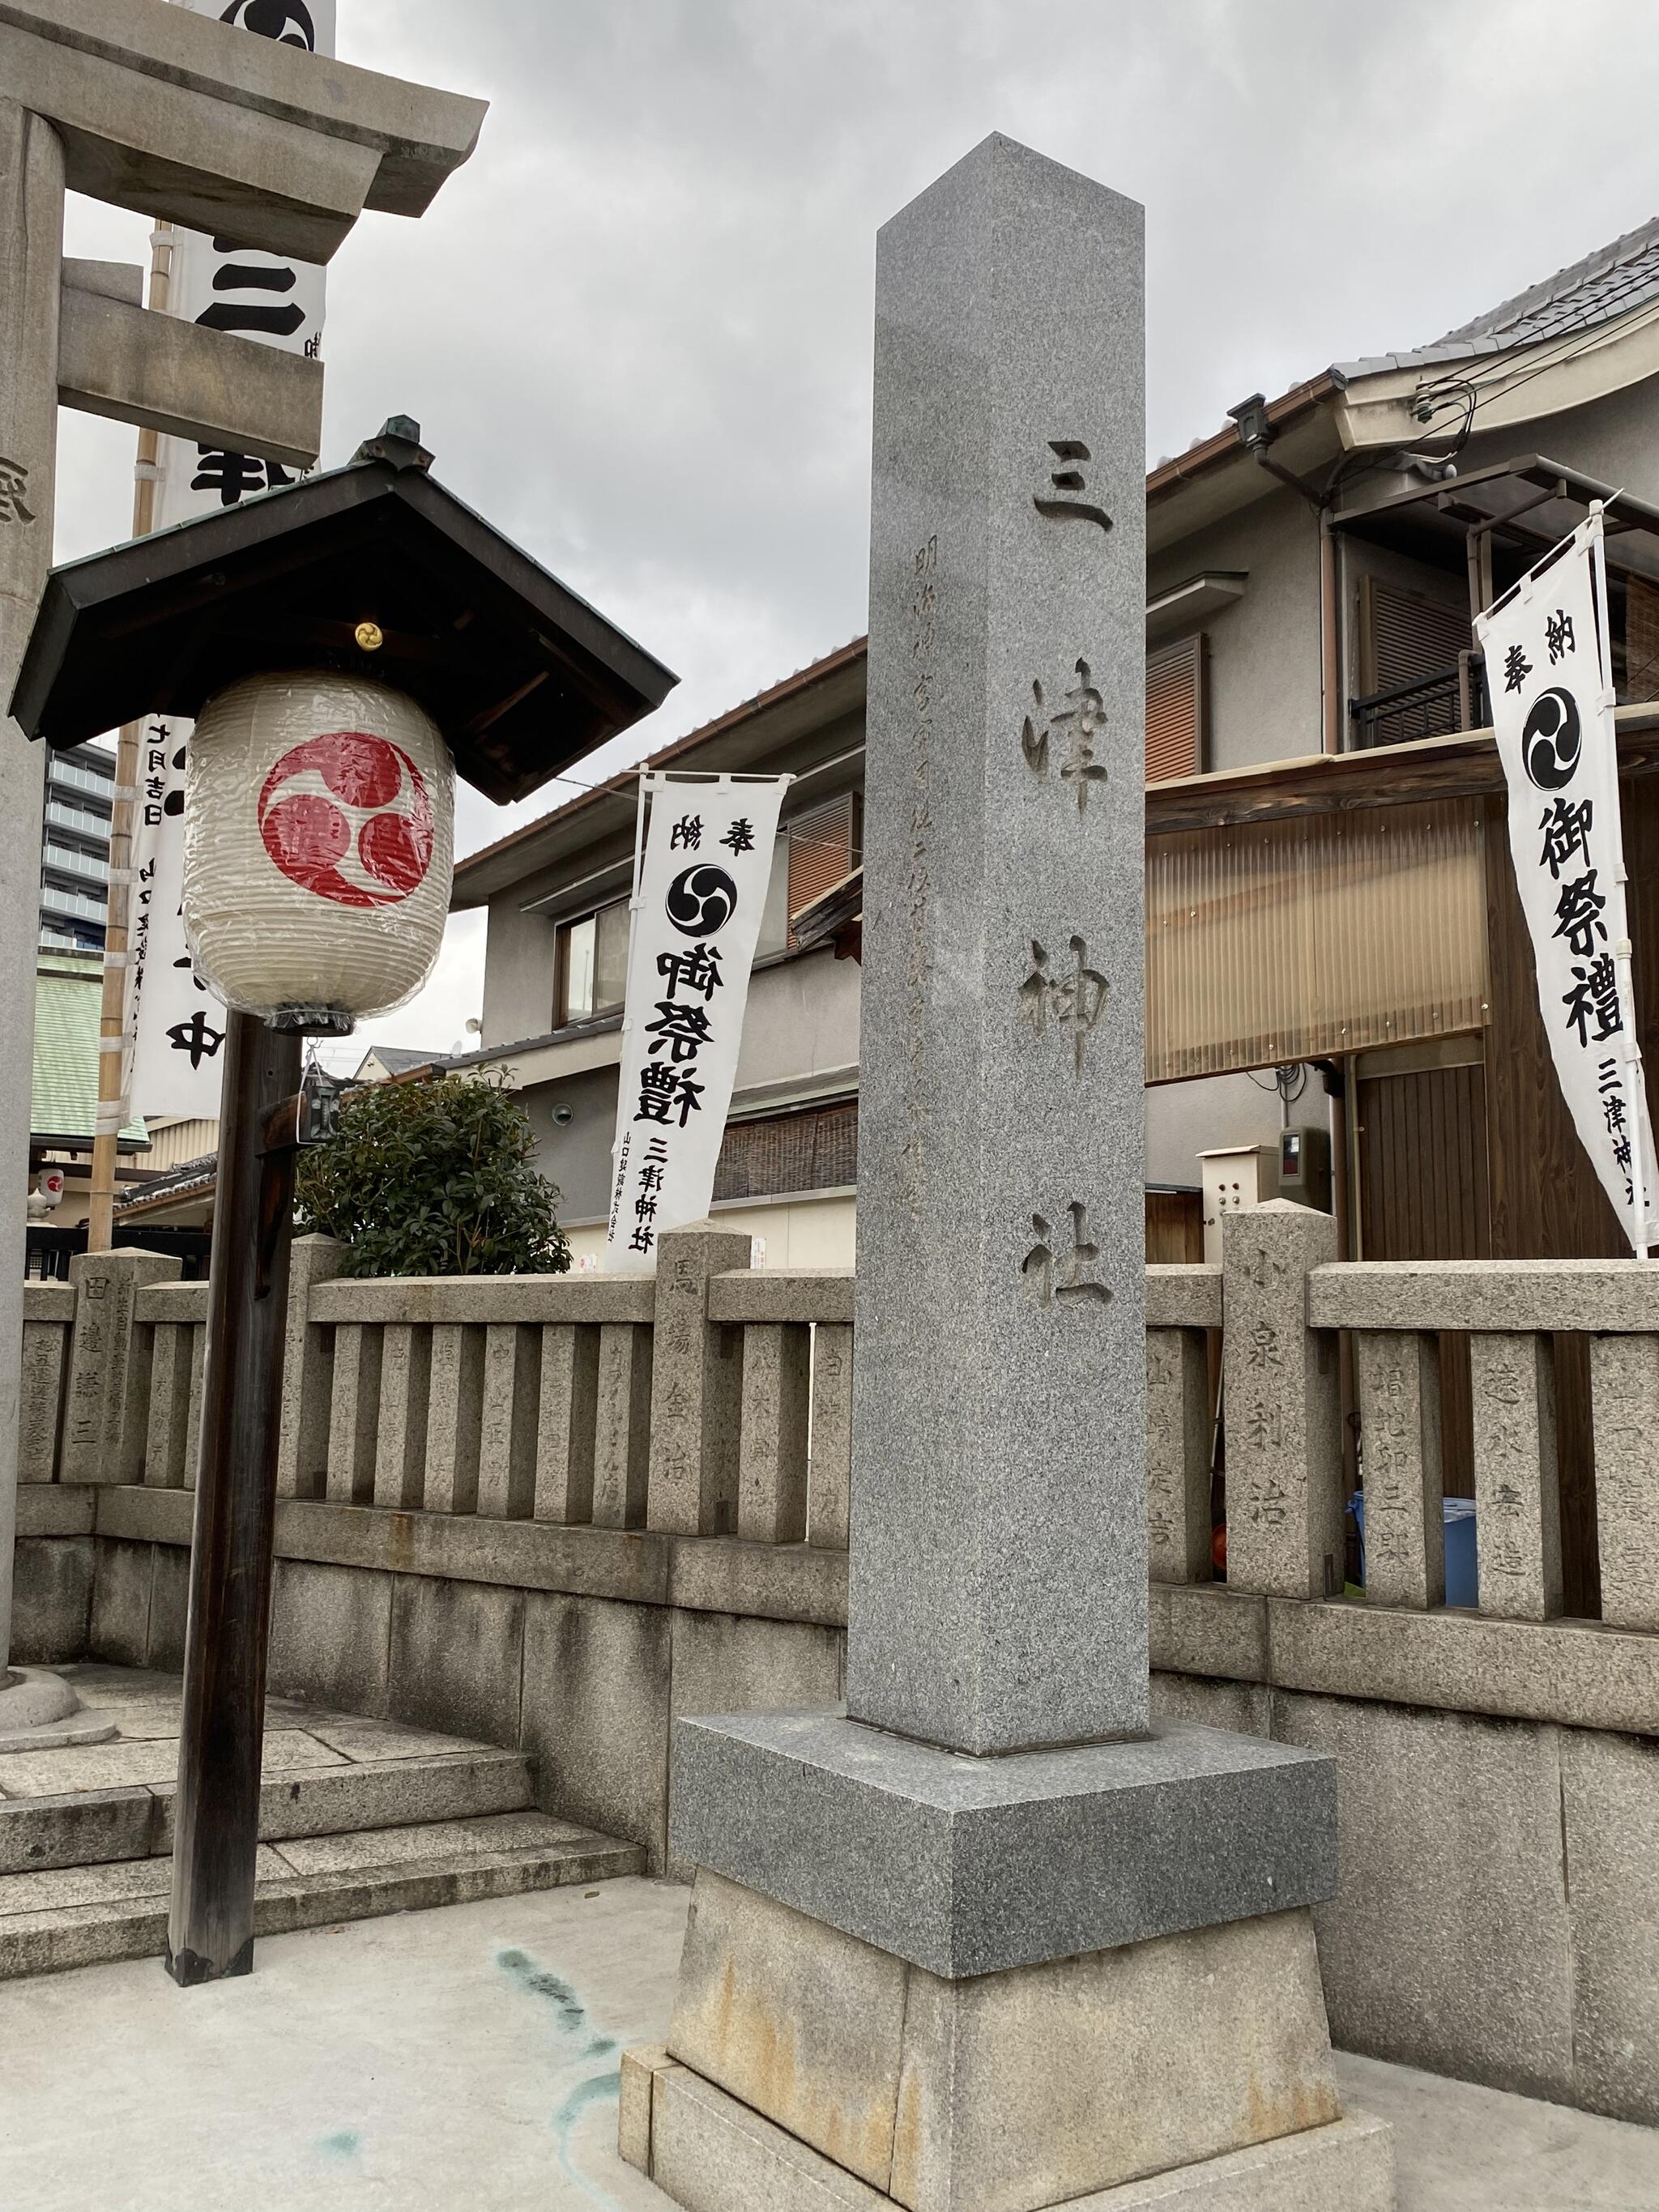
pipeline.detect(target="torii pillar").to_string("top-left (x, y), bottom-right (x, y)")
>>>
top-left (0, 0), bottom-right (485, 1746)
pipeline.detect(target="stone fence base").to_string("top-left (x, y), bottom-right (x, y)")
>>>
top-left (12, 1489), bottom-right (1657, 2130)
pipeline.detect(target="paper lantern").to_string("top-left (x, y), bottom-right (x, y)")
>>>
top-left (181, 670), bottom-right (454, 1029)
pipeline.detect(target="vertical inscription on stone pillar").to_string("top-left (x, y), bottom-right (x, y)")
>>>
top-left (900, 536), bottom-right (936, 1222)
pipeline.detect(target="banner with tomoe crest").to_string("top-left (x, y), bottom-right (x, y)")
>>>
top-left (1476, 508), bottom-right (1659, 1251)
top-left (604, 774), bottom-right (789, 1272)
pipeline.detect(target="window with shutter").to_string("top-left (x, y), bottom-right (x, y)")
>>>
top-left (1145, 635), bottom-right (1205, 782)
top-left (714, 1101), bottom-right (859, 1201)
top-left (1623, 574), bottom-right (1659, 704)
top-left (1360, 577), bottom-right (1470, 696)
top-left (1351, 576), bottom-right (1473, 746)
top-left (787, 792), bottom-right (861, 948)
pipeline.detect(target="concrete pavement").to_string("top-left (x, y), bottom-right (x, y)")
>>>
top-left (0, 1878), bottom-right (1653, 2211)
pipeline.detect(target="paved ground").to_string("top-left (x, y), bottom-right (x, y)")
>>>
top-left (2, 1877), bottom-right (1653, 2211)
top-left (0, 1664), bottom-right (495, 1799)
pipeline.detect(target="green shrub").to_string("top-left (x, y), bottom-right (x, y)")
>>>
top-left (296, 1072), bottom-right (570, 1278)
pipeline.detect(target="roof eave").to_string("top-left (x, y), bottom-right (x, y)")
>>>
top-left (1331, 298), bottom-right (1659, 454)
top-left (452, 635), bottom-right (869, 910)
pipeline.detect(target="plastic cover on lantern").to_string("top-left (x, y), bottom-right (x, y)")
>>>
top-left (182, 671), bottom-right (455, 1026)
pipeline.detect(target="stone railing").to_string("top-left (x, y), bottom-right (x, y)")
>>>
top-left (16, 1204), bottom-right (1659, 2128)
top-left (1310, 1256), bottom-right (1659, 1633)
top-left (23, 1207), bottom-right (1659, 1625)
top-left (30, 1226), bottom-right (857, 1553)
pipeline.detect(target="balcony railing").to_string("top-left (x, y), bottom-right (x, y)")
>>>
top-left (43, 843), bottom-right (109, 885)
top-left (45, 760), bottom-right (114, 803)
top-left (1349, 654), bottom-right (1489, 751)
top-left (45, 801), bottom-right (113, 845)
top-left (40, 886), bottom-right (109, 925)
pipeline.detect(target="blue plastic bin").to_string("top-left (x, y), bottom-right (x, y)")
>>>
top-left (1349, 1493), bottom-right (1478, 1608)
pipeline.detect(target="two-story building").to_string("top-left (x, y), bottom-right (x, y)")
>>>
top-left (452, 214), bottom-right (1659, 1314)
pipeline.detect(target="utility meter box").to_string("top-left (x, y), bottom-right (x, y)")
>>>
top-left (1199, 1143), bottom-right (1281, 1267)
top-left (1277, 1123), bottom-right (1333, 1213)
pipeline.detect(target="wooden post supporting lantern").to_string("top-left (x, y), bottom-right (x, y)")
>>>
top-left (8, 421), bottom-right (676, 1981)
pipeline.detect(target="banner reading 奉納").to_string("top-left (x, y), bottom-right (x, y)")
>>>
top-left (124, 0), bottom-right (335, 1122)
top-left (1476, 507), bottom-right (1659, 1253)
top-left (604, 774), bottom-right (789, 1272)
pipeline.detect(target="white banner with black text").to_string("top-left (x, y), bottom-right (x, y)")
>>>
top-left (604, 774), bottom-right (789, 1272)
top-left (125, 0), bottom-right (335, 1121)
top-left (1477, 508), bottom-right (1659, 1251)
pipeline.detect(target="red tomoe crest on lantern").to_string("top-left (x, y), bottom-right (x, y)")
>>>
top-left (257, 730), bottom-right (434, 908)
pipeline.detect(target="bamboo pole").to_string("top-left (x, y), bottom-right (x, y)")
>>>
top-left (86, 222), bottom-right (173, 1251)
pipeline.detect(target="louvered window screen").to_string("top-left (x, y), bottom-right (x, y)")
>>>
top-left (1624, 575), bottom-right (1659, 704)
top-left (787, 793), bottom-right (861, 947)
top-left (1145, 636), bottom-right (1205, 782)
top-left (1362, 578), bottom-right (1470, 694)
top-left (714, 1102), bottom-right (859, 1201)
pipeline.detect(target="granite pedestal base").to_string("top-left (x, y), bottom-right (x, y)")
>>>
top-left (622, 2055), bottom-right (1395, 2212)
top-left (669, 1708), bottom-right (1337, 1977)
top-left (631, 1713), bottom-right (1393, 2210)
top-left (621, 1873), bottom-right (1395, 2212)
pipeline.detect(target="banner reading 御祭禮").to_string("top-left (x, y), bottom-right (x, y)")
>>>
top-left (604, 774), bottom-right (790, 1272)
top-left (1476, 506), bottom-right (1659, 1254)
top-left (124, 0), bottom-right (335, 1123)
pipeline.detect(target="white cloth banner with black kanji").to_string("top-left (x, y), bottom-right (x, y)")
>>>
top-left (604, 774), bottom-right (789, 1274)
top-left (125, 0), bottom-right (335, 1121)
top-left (1476, 508), bottom-right (1659, 1252)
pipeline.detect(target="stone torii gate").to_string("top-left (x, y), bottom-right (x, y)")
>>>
top-left (0, 0), bottom-right (485, 1744)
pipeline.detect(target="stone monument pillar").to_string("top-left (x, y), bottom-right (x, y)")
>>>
top-left (621, 134), bottom-right (1394, 2211)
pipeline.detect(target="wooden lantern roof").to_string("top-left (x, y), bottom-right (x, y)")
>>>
top-left (9, 420), bottom-right (676, 805)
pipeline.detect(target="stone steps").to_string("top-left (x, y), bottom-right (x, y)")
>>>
top-left (0, 1809), bottom-right (645, 1979)
top-left (0, 1742), bottom-right (537, 1874)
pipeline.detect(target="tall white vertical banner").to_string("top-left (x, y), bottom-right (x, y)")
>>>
top-left (605, 775), bottom-right (789, 1273)
top-left (125, 0), bottom-right (335, 1122)
top-left (1477, 509), bottom-right (1659, 1253)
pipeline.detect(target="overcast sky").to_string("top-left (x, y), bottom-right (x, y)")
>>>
top-left (52, 0), bottom-right (1659, 1064)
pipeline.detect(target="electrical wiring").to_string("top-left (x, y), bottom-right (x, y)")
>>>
top-left (1411, 266), bottom-right (1659, 430)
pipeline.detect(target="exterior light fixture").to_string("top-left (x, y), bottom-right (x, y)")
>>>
top-left (186, 669), bottom-right (452, 1030)
top-left (13, 416), bottom-right (676, 1036)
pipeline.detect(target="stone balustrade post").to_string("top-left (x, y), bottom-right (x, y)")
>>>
top-left (478, 1323), bottom-right (539, 1519)
top-left (1354, 1330), bottom-right (1444, 1608)
top-left (18, 1286), bottom-right (72, 1485)
top-left (276, 1234), bottom-right (339, 1500)
top-left (592, 1323), bottom-right (654, 1528)
top-left (326, 1321), bottom-right (383, 1507)
top-left (60, 1248), bottom-right (181, 1486)
top-left (806, 1323), bottom-right (853, 1549)
top-left (144, 1320), bottom-right (194, 1489)
top-left (1469, 1331), bottom-right (1561, 1621)
top-left (646, 1221), bottom-right (752, 1536)
top-left (736, 1323), bottom-right (810, 1545)
top-left (1589, 1332), bottom-right (1659, 1631)
top-left (1221, 1200), bottom-right (1343, 1600)
top-left (373, 1323), bottom-right (431, 1511)
top-left (424, 1323), bottom-right (486, 1514)
top-left (1145, 1326), bottom-right (1211, 1583)
top-left (534, 1323), bottom-right (599, 1523)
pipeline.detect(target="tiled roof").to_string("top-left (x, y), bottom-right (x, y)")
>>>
top-left (115, 1149), bottom-right (218, 1212)
top-left (1334, 213), bottom-right (1659, 381)
top-left (357, 1045), bottom-right (450, 1077)
top-left (32, 951), bottom-right (146, 1146)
